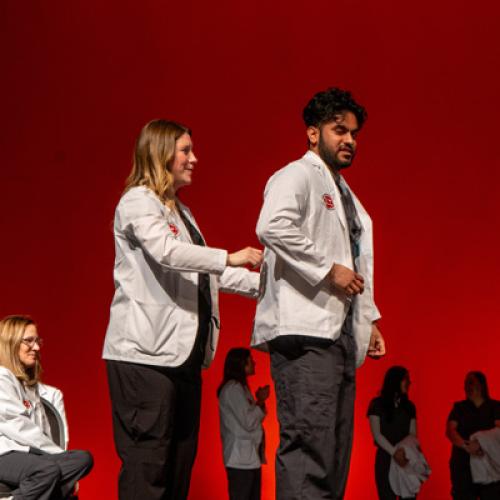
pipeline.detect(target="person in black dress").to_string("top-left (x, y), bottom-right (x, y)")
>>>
top-left (446, 371), bottom-right (500, 500)
top-left (367, 366), bottom-right (417, 500)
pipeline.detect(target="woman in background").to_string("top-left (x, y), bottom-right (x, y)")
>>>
top-left (218, 348), bottom-right (269, 500)
top-left (0, 315), bottom-right (93, 500)
top-left (446, 371), bottom-right (500, 499)
top-left (367, 366), bottom-right (417, 499)
top-left (103, 120), bottom-right (262, 500)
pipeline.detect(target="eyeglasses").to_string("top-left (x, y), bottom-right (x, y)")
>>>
top-left (21, 337), bottom-right (44, 348)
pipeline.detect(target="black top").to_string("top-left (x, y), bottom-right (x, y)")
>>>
top-left (447, 399), bottom-right (500, 440)
top-left (334, 175), bottom-right (361, 337)
top-left (178, 209), bottom-right (212, 368)
top-left (447, 398), bottom-right (500, 464)
top-left (334, 175), bottom-right (362, 268)
top-left (368, 396), bottom-right (417, 447)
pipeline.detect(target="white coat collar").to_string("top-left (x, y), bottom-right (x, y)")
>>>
top-left (302, 150), bottom-right (349, 230)
top-left (303, 150), bottom-right (326, 169)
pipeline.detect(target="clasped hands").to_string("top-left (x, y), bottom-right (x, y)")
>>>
top-left (255, 385), bottom-right (270, 410)
top-left (393, 447), bottom-right (409, 467)
top-left (463, 439), bottom-right (484, 456)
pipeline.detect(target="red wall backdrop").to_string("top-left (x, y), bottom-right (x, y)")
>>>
top-left (1, 1), bottom-right (500, 499)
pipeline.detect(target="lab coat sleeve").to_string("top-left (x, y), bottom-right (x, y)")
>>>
top-left (221, 383), bottom-right (265, 433)
top-left (218, 267), bottom-right (260, 298)
top-left (371, 303), bottom-right (382, 323)
top-left (119, 190), bottom-right (228, 274)
top-left (369, 415), bottom-right (396, 456)
top-left (256, 168), bottom-right (334, 287)
top-left (0, 372), bottom-right (63, 454)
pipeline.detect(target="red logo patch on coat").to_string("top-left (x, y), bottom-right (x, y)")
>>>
top-left (23, 400), bottom-right (32, 409)
top-left (168, 223), bottom-right (180, 236)
top-left (322, 194), bottom-right (335, 210)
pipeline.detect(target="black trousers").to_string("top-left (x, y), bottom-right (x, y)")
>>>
top-left (0, 449), bottom-right (93, 500)
top-left (107, 360), bottom-right (202, 500)
top-left (375, 448), bottom-right (416, 500)
top-left (226, 467), bottom-right (261, 500)
top-left (450, 453), bottom-right (500, 500)
top-left (269, 333), bottom-right (356, 500)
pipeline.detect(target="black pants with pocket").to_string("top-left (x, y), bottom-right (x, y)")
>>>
top-left (107, 359), bottom-right (202, 500)
top-left (269, 332), bottom-right (356, 500)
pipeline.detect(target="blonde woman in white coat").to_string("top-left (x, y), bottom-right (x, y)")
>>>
top-left (0, 315), bottom-right (93, 500)
top-left (218, 348), bottom-right (269, 500)
top-left (103, 120), bottom-right (262, 500)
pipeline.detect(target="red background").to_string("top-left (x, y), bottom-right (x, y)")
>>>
top-left (1, 1), bottom-right (499, 499)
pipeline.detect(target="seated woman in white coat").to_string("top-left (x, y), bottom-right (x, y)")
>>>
top-left (0, 315), bottom-right (93, 500)
top-left (102, 120), bottom-right (262, 500)
top-left (218, 348), bottom-right (269, 500)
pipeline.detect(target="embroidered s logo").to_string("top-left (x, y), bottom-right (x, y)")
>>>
top-left (168, 223), bottom-right (180, 236)
top-left (322, 194), bottom-right (335, 210)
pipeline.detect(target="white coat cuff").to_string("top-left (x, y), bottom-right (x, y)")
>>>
top-left (371, 306), bottom-right (382, 323)
top-left (316, 255), bottom-right (336, 286)
top-left (214, 249), bottom-right (228, 274)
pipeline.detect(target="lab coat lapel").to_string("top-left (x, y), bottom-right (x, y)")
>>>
top-left (304, 151), bottom-right (348, 230)
top-left (176, 200), bottom-right (206, 245)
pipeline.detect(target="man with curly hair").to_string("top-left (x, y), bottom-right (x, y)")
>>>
top-left (252, 87), bottom-right (386, 499)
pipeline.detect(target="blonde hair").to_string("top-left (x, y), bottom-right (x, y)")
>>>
top-left (124, 119), bottom-right (191, 210)
top-left (0, 315), bottom-right (42, 386)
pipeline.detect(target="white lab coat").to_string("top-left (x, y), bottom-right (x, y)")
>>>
top-left (470, 427), bottom-right (500, 484)
top-left (0, 366), bottom-right (63, 455)
top-left (103, 187), bottom-right (260, 368)
top-left (219, 381), bottom-right (265, 469)
top-left (252, 151), bottom-right (380, 367)
top-left (389, 435), bottom-right (431, 497)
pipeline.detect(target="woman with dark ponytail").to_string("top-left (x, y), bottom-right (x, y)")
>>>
top-left (218, 348), bottom-right (269, 500)
top-left (367, 366), bottom-right (418, 499)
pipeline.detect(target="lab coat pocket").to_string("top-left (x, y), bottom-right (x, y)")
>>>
top-left (128, 302), bottom-right (178, 356)
top-left (139, 253), bottom-right (179, 303)
top-left (235, 438), bottom-right (256, 466)
top-left (279, 276), bottom-right (334, 334)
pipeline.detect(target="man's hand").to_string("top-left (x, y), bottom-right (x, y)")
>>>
top-left (367, 323), bottom-right (386, 359)
top-left (393, 447), bottom-right (409, 467)
top-left (329, 263), bottom-right (364, 296)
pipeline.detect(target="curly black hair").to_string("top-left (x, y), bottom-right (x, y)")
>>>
top-left (303, 87), bottom-right (367, 129)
